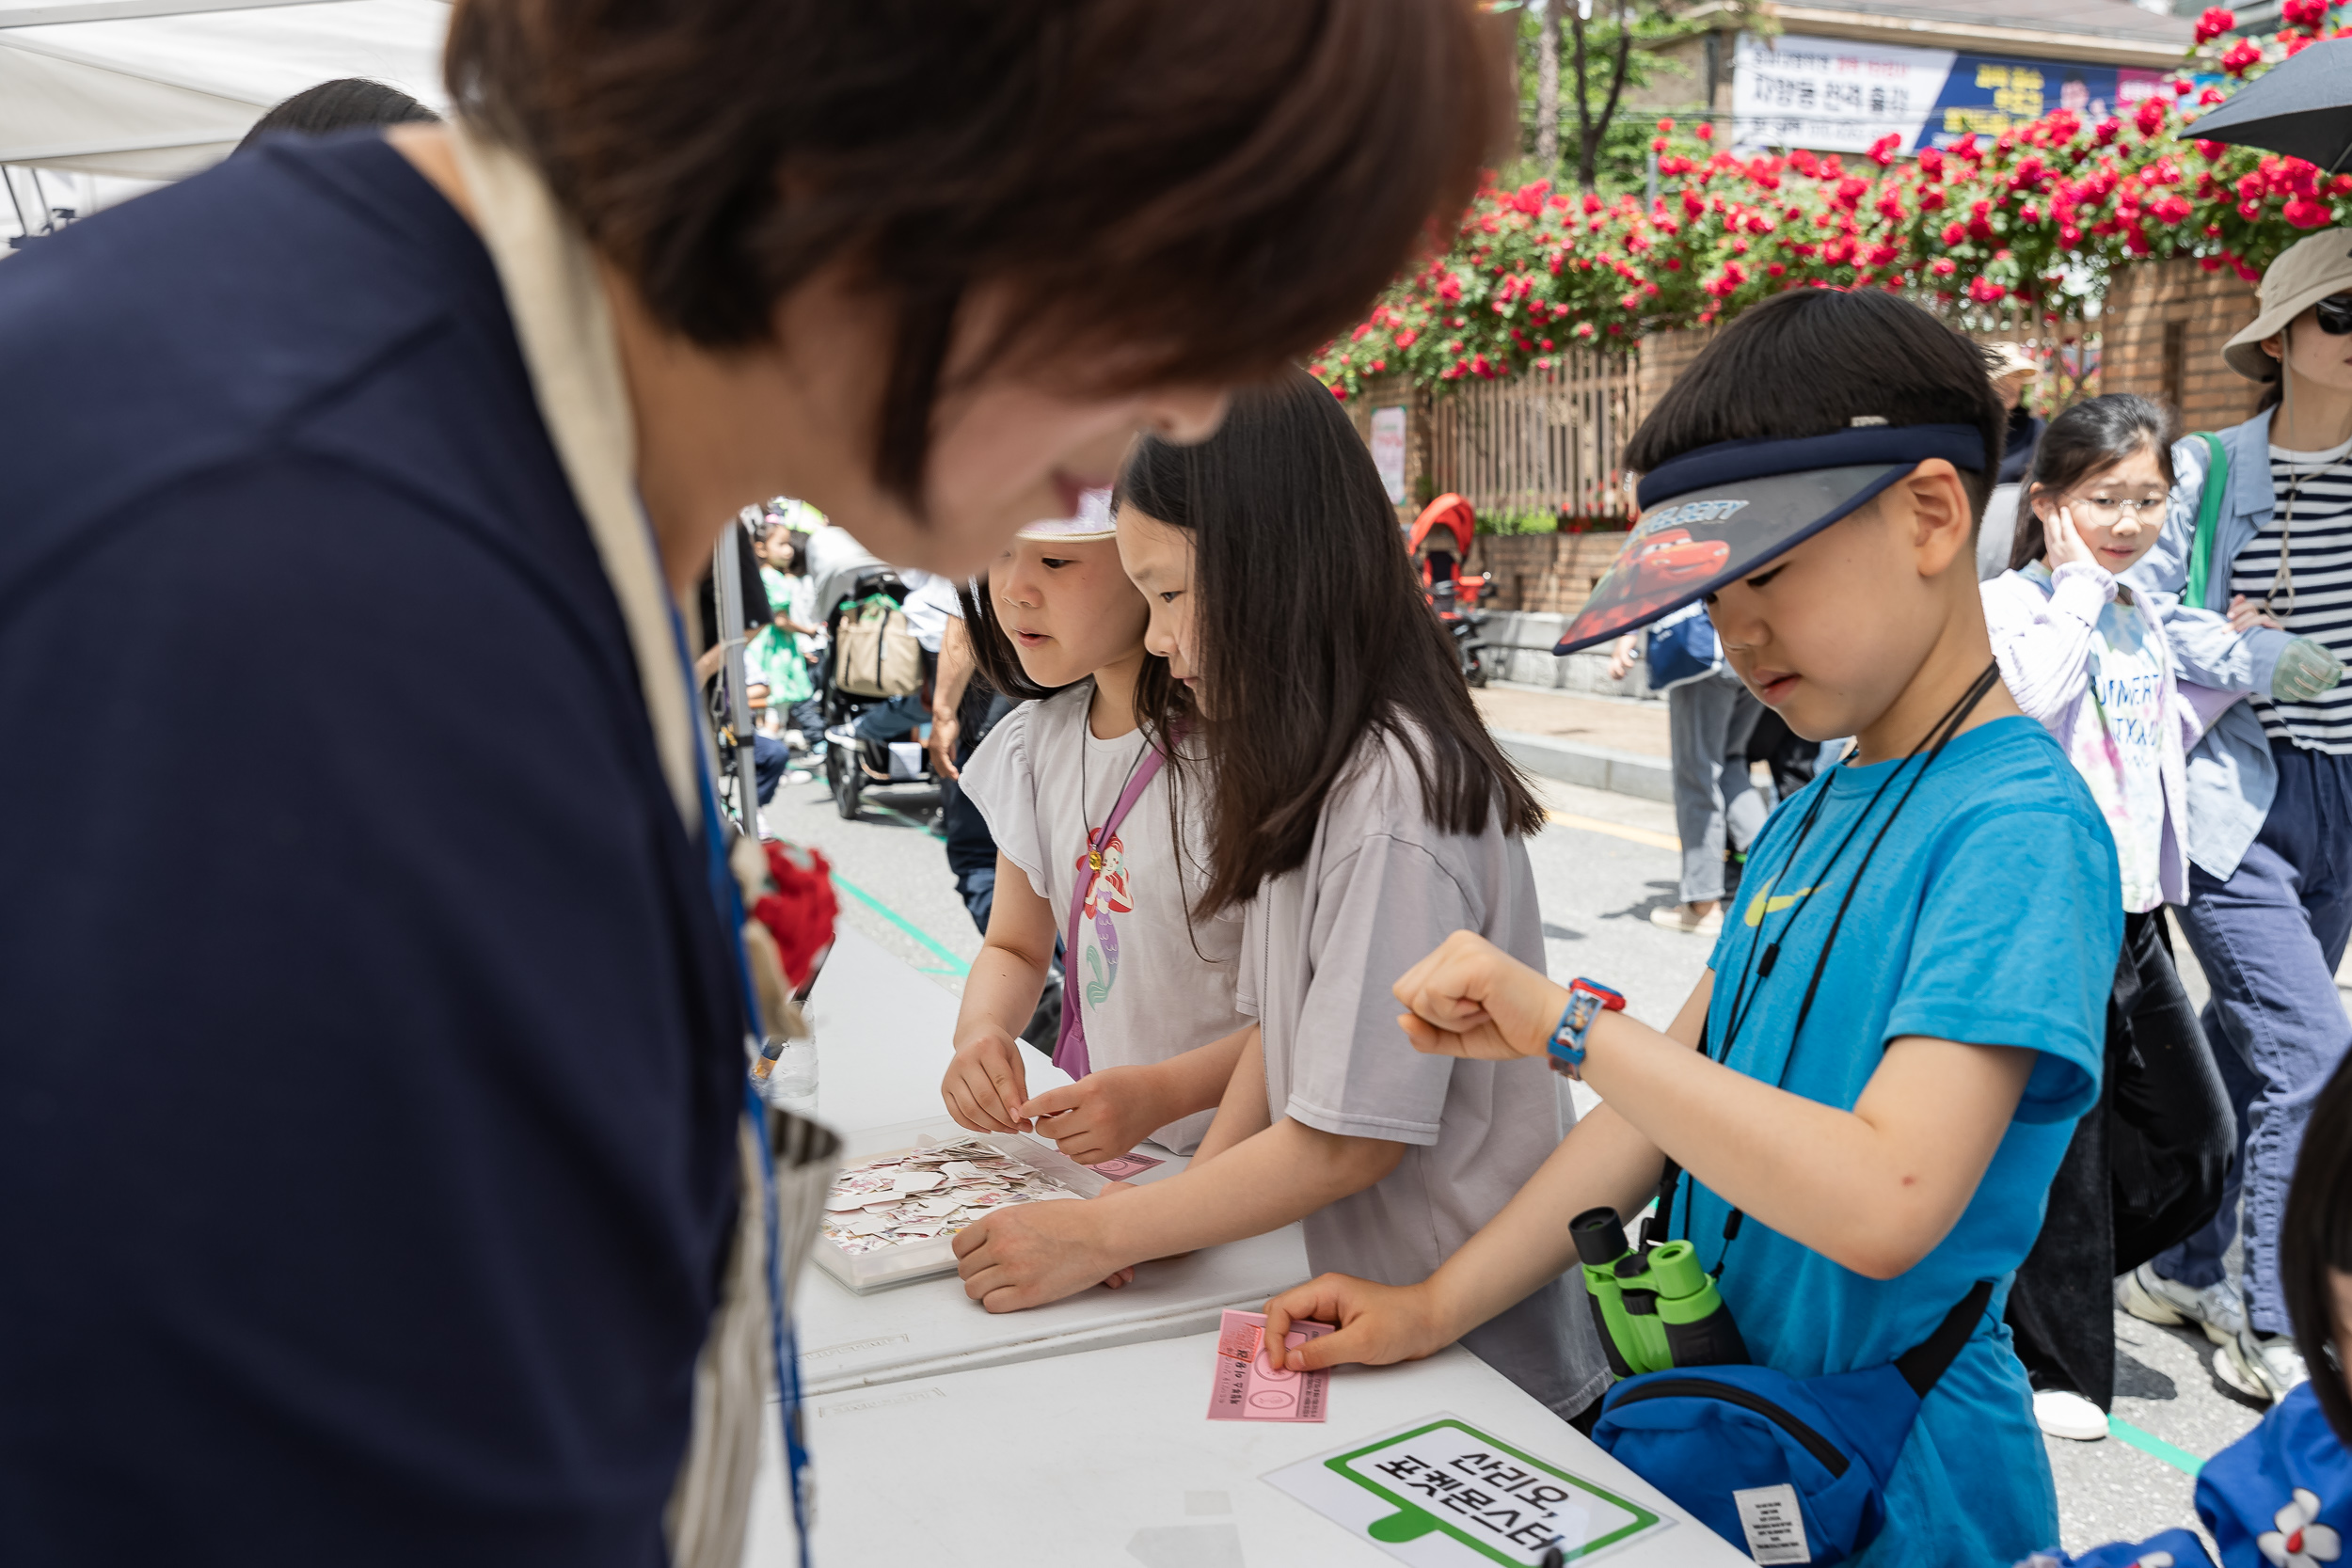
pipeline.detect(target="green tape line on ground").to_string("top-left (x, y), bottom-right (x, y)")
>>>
top-left (831, 871), bottom-right (972, 976)
top-left (2108, 1417), bottom-right (2204, 1477)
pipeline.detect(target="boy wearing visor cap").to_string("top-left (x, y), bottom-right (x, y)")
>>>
top-left (1264, 290), bottom-right (2119, 1568)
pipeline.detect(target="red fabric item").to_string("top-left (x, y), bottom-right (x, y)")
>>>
top-left (753, 842), bottom-right (837, 990)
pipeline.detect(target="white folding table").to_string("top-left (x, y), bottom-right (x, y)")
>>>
top-left (748, 1329), bottom-right (1755, 1567)
top-left (801, 923), bottom-right (1076, 1137)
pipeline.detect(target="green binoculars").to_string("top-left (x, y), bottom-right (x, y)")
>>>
top-left (1571, 1206), bottom-right (1750, 1379)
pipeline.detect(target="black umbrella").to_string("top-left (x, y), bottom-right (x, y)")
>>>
top-left (2189, 35), bottom-right (2352, 173)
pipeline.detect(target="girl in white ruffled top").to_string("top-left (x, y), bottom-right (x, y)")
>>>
top-left (1981, 392), bottom-right (2236, 1449)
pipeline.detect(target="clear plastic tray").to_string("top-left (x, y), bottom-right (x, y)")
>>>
top-left (811, 1129), bottom-right (1106, 1295)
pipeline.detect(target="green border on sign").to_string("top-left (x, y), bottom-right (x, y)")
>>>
top-left (1323, 1417), bottom-right (1661, 1566)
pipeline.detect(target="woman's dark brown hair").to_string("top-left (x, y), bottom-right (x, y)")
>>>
top-left (2008, 394), bottom-right (2176, 571)
top-left (445, 0), bottom-right (1504, 508)
top-left (1120, 367), bottom-right (1545, 916)
top-left (2280, 1049), bottom-right (2352, 1446)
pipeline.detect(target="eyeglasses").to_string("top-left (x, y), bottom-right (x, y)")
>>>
top-left (2316, 294), bottom-right (2352, 336)
top-left (2062, 495), bottom-right (2166, 523)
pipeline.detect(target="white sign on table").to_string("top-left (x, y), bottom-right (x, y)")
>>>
top-left (1265, 1414), bottom-right (1662, 1566)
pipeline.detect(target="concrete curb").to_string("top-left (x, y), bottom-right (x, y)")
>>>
top-left (1491, 729), bottom-right (1674, 804)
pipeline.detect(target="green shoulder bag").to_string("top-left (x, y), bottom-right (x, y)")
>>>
top-left (2184, 431), bottom-right (2231, 610)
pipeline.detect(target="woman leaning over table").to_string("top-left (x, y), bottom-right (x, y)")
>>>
top-left (0, 1), bottom-right (1507, 1561)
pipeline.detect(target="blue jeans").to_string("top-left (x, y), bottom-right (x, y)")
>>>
top-left (752, 732), bottom-right (790, 803)
top-left (783, 698), bottom-right (825, 755)
top-left (2160, 741), bottom-right (2352, 1334)
top-left (851, 693), bottom-right (929, 745)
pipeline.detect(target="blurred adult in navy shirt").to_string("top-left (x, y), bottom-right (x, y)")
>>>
top-left (0, 0), bottom-right (1502, 1560)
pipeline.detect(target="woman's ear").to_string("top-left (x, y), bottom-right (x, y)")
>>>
top-left (2027, 483), bottom-right (2057, 524)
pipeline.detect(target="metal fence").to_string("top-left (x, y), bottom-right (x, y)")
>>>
top-left (1430, 350), bottom-right (1641, 527)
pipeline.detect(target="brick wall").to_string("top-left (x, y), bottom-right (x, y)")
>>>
top-left (1467, 531), bottom-right (1635, 615)
top-left (2101, 257), bottom-right (2265, 433)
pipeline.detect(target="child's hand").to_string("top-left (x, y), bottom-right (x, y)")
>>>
top-left (1263, 1274), bottom-right (1452, 1372)
top-left (2042, 504), bottom-right (2098, 573)
top-left (1390, 931), bottom-right (1569, 1062)
top-left (1019, 1064), bottom-right (1165, 1167)
top-left (2228, 593), bottom-right (2283, 633)
top-left (953, 1198), bottom-right (1125, 1310)
top-left (940, 1025), bottom-right (1032, 1133)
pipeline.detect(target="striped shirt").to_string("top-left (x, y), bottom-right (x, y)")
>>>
top-left (2232, 436), bottom-right (2352, 752)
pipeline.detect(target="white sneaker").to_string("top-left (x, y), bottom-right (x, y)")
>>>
top-left (2032, 1388), bottom-right (2109, 1442)
top-left (2215, 1328), bottom-right (2309, 1405)
top-left (1648, 903), bottom-right (1724, 936)
top-left (2115, 1262), bottom-right (2246, 1346)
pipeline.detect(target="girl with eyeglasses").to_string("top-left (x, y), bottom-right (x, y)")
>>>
top-left (1981, 393), bottom-right (2237, 1445)
top-left (2111, 228), bottom-right (2352, 1410)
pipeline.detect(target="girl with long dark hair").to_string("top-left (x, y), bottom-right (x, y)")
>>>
top-left (950, 368), bottom-right (1609, 1423)
top-left (1981, 394), bottom-right (2235, 1441)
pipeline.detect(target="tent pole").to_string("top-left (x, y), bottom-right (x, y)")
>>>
top-left (713, 521), bottom-right (764, 840)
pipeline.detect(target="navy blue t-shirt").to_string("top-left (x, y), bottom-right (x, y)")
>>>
top-left (0, 135), bottom-right (745, 1562)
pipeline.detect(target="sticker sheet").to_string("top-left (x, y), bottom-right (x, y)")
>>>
top-left (818, 1136), bottom-right (1082, 1257)
top-left (1263, 1415), bottom-right (1668, 1566)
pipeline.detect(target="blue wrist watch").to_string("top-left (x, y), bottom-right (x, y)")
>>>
top-left (1547, 978), bottom-right (1626, 1080)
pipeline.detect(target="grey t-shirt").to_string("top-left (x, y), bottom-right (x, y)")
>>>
top-left (960, 684), bottom-right (1245, 1153)
top-left (1236, 729), bottom-right (1609, 1418)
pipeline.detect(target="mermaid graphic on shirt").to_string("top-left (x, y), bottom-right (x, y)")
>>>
top-left (1074, 833), bottom-right (1136, 1008)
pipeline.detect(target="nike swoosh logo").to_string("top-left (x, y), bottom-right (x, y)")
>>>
top-left (1744, 886), bottom-right (1817, 927)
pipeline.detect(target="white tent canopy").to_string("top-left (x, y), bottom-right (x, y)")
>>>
top-left (0, 0), bottom-right (449, 180)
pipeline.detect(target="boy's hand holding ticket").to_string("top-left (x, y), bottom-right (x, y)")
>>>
top-left (1391, 930), bottom-right (1569, 1062)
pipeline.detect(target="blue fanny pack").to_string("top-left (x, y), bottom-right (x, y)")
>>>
top-left (1591, 1278), bottom-right (1993, 1566)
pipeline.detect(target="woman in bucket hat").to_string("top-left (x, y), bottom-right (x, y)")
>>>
top-left (2118, 227), bottom-right (2352, 1406)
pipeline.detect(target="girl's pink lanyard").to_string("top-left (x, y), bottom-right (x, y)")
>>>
top-left (1054, 746), bottom-right (1166, 1078)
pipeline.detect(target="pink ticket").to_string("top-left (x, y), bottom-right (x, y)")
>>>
top-left (1087, 1151), bottom-right (1166, 1180)
top-left (1206, 1308), bottom-right (1334, 1423)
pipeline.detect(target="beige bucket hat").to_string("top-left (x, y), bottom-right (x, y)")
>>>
top-left (1983, 341), bottom-right (2042, 380)
top-left (2224, 228), bottom-right (2352, 380)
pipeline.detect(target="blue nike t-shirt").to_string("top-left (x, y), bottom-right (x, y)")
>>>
top-left (1690, 715), bottom-right (2121, 1568)
top-left (0, 136), bottom-right (745, 1561)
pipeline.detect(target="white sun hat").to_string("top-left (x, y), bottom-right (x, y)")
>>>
top-left (1013, 486), bottom-right (1117, 541)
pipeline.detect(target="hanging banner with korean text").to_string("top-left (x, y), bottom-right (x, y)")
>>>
top-left (1732, 32), bottom-right (2173, 154)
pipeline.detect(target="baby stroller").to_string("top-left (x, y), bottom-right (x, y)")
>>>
top-left (806, 528), bottom-right (941, 820)
top-left (1408, 494), bottom-right (1500, 687)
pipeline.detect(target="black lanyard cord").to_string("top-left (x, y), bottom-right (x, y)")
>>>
top-left (1651, 661), bottom-right (2003, 1257)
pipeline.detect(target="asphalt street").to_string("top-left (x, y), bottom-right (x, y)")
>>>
top-left (760, 756), bottom-right (2269, 1558)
